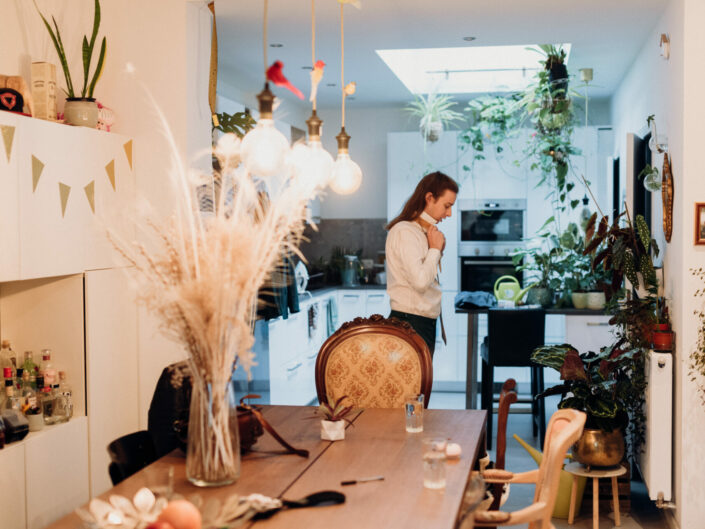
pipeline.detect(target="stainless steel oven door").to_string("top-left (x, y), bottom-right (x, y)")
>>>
top-left (460, 257), bottom-right (522, 293)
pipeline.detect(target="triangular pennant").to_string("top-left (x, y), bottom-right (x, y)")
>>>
top-left (105, 159), bottom-right (116, 190)
top-left (1, 125), bottom-right (15, 162)
top-left (123, 140), bottom-right (133, 170)
top-left (84, 181), bottom-right (95, 214)
top-left (32, 155), bottom-right (44, 192)
top-left (59, 183), bottom-right (71, 217)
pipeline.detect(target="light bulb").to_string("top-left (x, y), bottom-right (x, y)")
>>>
top-left (330, 151), bottom-right (362, 195)
top-left (240, 119), bottom-right (289, 177)
top-left (289, 140), bottom-right (334, 194)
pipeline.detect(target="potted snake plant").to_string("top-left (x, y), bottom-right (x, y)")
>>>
top-left (35, 0), bottom-right (106, 128)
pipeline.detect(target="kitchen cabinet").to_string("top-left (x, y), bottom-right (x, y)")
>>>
top-left (337, 290), bottom-right (367, 323)
top-left (365, 291), bottom-right (391, 317)
top-left (565, 314), bottom-right (614, 354)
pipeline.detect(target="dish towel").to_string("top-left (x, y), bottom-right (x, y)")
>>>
top-left (327, 296), bottom-right (339, 336)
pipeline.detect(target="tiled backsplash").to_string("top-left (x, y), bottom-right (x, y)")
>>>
top-left (300, 218), bottom-right (388, 265)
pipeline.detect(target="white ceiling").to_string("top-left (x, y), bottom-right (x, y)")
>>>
top-left (216, 0), bottom-right (669, 108)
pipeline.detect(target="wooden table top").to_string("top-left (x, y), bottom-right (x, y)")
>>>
top-left (45, 406), bottom-right (486, 529)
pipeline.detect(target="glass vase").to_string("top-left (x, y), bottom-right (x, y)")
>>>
top-left (186, 378), bottom-right (240, 487)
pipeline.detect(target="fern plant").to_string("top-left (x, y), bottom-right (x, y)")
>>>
top-left (34, 0), bottom-right (107, 99)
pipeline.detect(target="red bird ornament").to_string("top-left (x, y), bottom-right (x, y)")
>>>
top-left (266, 61), bottom-right (304, 100)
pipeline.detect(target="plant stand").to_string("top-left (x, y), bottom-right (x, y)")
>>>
top-left (565, 462), bottom-right (627, 529)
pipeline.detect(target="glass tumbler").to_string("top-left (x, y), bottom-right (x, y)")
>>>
top-left (422, 437), bottom-right (447, 489)
top-left (404, 394), bottom-right (424, 433)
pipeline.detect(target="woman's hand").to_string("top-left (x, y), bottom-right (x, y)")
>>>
top-left (427, 225), bottom-right (445, 250)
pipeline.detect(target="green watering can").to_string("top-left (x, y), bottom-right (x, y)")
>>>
top-left (493, 275), bottom-right (534, 305)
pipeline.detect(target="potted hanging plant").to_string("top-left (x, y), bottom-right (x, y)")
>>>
top-left (534, 44), bottom-right (569, 97)
top-left (405, 92), bottom-right (464, 143)
top-left (316, 396), bottom-right (353, 441)
top-left (35, 0), bottom-right (106, 128)
top-left (532, 343), bottom-right (639, 468)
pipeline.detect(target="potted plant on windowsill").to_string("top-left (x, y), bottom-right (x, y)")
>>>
top-left (405, 92), bottom-right (464, 143)
top-left (531, 343), bottom-right (640, 468)
top-left (316, 396), bottom-right (353, 441)
top-left (34, 0), bottom-right (106, 128)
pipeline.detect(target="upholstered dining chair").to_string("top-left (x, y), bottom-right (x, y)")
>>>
top-left (472, 408), bottom-right (587, 529)
top-left (315, 314), bottom-right (433, 408)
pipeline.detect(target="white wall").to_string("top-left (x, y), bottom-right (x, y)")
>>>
top-left (610, 1), bottom-right (694, 527)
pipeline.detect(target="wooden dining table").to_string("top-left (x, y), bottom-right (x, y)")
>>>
top-left (45, 405), bottom-right (487, 529)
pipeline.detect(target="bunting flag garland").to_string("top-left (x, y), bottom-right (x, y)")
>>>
top-left (32, 155), bottom-right (44, 192)
top-left (105, 159), bottom-right (116, 190)
top-left (84, 181), bottom-right (95, 214)
top-left (59, 182), bottom-right (71, 217)
top-left (1, 125), bottom-right (15, 162)
top-left (123, 140), bottom-right (133, 170)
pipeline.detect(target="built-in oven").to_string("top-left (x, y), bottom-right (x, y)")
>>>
top-left (458, 199), bottom-right (526, 292)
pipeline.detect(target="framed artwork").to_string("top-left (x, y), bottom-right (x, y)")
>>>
top-left (695, 203), bottom-right (705, 245)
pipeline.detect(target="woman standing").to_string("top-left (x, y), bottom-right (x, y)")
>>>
top-left (385, 171), bottom-right (458, 355)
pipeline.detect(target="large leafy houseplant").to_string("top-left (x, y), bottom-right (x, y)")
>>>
top-left (405, 92), bottom-right (464, 143)
top-left (532, 344), bottom-right (640, 432)
top-left (35, 0), bottom-right (106, 100)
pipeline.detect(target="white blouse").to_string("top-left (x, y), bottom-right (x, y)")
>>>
top-left (385, 220), bottom-right (442, 319)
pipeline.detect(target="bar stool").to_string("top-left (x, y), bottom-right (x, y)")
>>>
top-left (480, 308), bottom-right (546, 449)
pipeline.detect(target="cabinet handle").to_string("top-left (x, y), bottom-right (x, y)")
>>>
top-left (368, 295), bottom-right (385, 301)
top-left (287, 362), bottom-right (303, 372)
top-left (307, 353), bottom-right (318, 360)
top-left (586, 322), bottom-right (609, 326)
top-left (342, 295), bottom-right (360, 302)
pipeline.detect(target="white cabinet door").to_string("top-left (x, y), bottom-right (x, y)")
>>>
top-left (0, 113), bottom-right (21, 281)
top-left (85, 268), bottom-right (139, 497)
top-left (0, 441), bottom-right (25, 529)
top-left (565, 315), bottom-right (614, 354)
top-left (337, 291), bottom-right (366, 324)
top-left (365, 291), bottom-right (390, 318)
top-left (25, 418), bottom-right (90, 529)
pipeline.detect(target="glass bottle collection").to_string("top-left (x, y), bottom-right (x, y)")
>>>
top-left (0, 342), bottom-right (73, 445)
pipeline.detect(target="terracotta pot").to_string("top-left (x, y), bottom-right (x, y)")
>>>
top-left (571, 292), bottom-right (588, 309)
top-left (652, 330), bottom-right (674, 352)
top-left (572, 428), bottom-right (624, 469)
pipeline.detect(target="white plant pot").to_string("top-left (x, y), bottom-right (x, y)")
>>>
top-left (571, 292), bottom-right (588, 309)
top-left (27, 413), bottom-right (44, 432)
top-left (321, 419), bottom-right (345, 441)
top-left (64, 98), bottom-right (98, 128)
top-left (422, 121), bottom-right (443, 143)
top-left (586, 291), bottom-right (606, 310)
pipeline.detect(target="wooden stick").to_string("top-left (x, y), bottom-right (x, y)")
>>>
top-left (580, 172), bottom-right (605, 219)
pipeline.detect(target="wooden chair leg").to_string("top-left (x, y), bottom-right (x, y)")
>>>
top-left (568, 474), bottom-right (578, 524)
top-left (612, 475), bottom-right (621, 526)
top-left (593, 478), bottom-right (599, 529)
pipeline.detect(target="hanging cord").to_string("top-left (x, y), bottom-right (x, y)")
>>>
top-left (311, 0), bottom-right (317, 111)
top-left (340, 3), bottom-right (345, 127)
top-left (263, 0), bottom-right (269, 77)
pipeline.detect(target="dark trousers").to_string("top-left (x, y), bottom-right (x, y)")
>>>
top-left (389, 310), bottom-right (436, 356)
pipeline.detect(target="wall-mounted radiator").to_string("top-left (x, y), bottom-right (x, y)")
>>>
top-left (639, 350), bottom-right (673, 502)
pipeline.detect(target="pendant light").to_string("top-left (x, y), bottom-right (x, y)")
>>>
top-left (240, 0), bottom-right (289, 177)
top-left (290, 0), bottom-right (334, 191)
top-left (329, 1), bottom-right (362, 195)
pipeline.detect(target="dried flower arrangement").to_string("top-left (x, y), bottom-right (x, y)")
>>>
top-left (110, 129), bottom-right (324, 485)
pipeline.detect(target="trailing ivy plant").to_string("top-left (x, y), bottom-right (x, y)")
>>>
top-left (689, 267), bottom-right (705, 406)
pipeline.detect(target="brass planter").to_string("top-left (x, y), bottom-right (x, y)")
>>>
top-left (572, 428), bottom-right (624, 469)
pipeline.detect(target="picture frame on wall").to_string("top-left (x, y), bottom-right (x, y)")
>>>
top-left (695, 203), bottom-right (705, 245)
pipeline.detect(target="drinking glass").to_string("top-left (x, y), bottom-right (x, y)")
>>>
top-left (422, 437), bottom-right (447, 489)
top-left (404, 394), bottom-right (424, 433)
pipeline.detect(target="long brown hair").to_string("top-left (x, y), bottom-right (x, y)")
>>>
top-left (385, 171), bottom-right (459, 230)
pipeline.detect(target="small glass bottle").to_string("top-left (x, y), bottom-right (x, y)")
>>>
top-left (39, 349), bottom-right (56, 387)
top-left (41, 380), bottom-right (56, 426)
top-left (0, 343), bottom-right (14, 378)
top-left (58, 371), bottom-right (73, 419)
top-left (14, 368), bottom-right (23, 394)
top-left (20, 370), bottom-right (37, 411)
top-left (22, 352), bottom-right (38, 388)
top-left (3, 379), bottom-right (20, 411)
top-left (51, 384), bottom-right (68, 424)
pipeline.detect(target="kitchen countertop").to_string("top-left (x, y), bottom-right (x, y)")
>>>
top-left (299, 283), bottom-right (387, 300)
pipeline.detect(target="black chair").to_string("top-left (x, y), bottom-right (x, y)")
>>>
top-left (107, 430), bottom-right (158, 485)
top-left (480, 308), bottom-right (546, 450)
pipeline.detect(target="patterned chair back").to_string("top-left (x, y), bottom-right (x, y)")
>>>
top-left (315, 314), bottom-right (433, 408)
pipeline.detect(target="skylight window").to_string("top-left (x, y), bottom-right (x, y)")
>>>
top-left (376, 44), bottom-right (571, 95)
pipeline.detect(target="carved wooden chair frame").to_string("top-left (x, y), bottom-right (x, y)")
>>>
top-left (315, 314), bottom-right (434, 408)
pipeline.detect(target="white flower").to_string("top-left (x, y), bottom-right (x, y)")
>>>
top-left (75, 488), bottom-right (167, 529)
